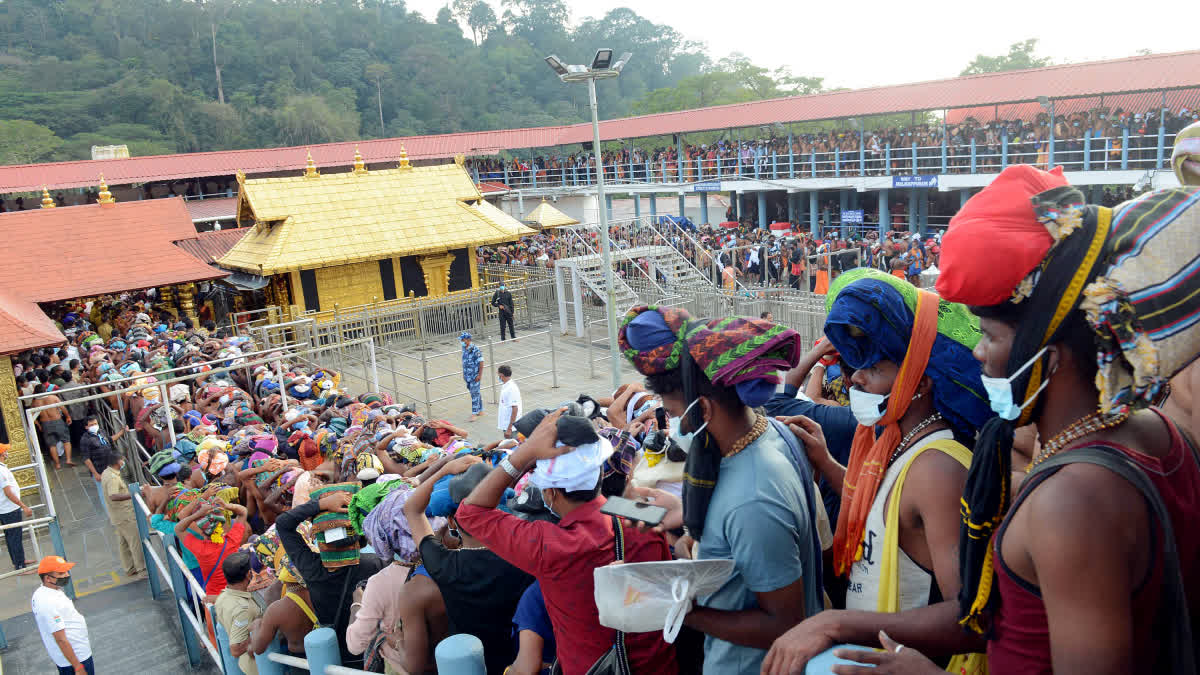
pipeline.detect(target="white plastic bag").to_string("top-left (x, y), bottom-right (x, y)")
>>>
top-left (594, 559), bottom-right (735, 643)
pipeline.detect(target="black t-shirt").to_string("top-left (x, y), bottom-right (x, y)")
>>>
top-left (419, 535), bottom-right (534, 674)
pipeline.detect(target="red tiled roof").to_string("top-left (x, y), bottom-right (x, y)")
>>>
top-left (174, 227), bottom-right (250, 265)
top-left (2, 50), bottom-right (1199, 194)
top-left (184, 197), bottom-right (238, 223)
top-left (477, 181), bottom-right (511, 194)
top-left (947, 89), bottom-right (1200, 124)
top-left (0, 287), bottom-right (64, 355)
top-left (0, 198), bottom-right (224, 304)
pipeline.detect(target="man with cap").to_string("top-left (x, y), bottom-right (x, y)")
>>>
top-left (460, 331), bottom-right (484, 421)
top-left (0, 443), bottom-right (35, 571)
top-left (404, 455), bottom-right (534, 674)
top-left (615, 306), bottom-right (824, 674)
top-left (456, 409), bottom-right (679, 675)
top-left (839, 166), bottom-right (1200, 673)
top-left (32, 555), bottom-right (93, 674)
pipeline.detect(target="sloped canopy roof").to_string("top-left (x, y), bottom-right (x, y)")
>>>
top-left (0, 199), bottom-right (224, 302)
top-left (523, 200), bottom-right (580, 229)
top-left (218, 162), bottom-right (536, 275)
top-left (174, 227), bottom-right (250, 265)
top-left (3, 50), bottom-right (1199, 194)
top-left (0, 287), bottom-right (66, 355)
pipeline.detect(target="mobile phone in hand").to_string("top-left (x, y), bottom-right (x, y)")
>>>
top-left (600, 496), bottom-right (667, 528)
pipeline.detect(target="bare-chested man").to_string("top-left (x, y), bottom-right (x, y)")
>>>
top-left (31, 384), bottom-right (73, 469)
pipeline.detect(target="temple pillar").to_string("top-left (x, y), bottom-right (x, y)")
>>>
top-left (0, 356), bottom-right (34, 488)
top-left (419, 253), bottom-right (457, 298)
top-left (158, 286), bottom-right (177, 318)
top-left (177, 283), bottom-right (198, 324)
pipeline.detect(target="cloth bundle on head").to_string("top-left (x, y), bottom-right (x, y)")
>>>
top-left (166, 488), bottom-right (201, 521)
top-left (348, 479), bottom-right (406, 535)
top-left (197, 440), bottom-right (230, 476)
top-left (1172, 120), bottom-right (1200, 186)
top-left (619, 304), bottom-right (802, 538)
top-left (824, 268), bottom-right (991, 436)
top-left (938, 164), bottom-right (1200, 634)
top-left (361, 485), bottom-right (447, 563)
top-left (309, 482), bottom-right (362, 569)
top-left (530, 438), bottom-right (612, 494)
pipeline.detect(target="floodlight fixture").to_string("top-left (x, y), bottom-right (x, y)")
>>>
top-left (611, 52), bottom-right (633, 73)
top-left (592, 48), bottom-right (614, 70)
top-left (1036, 95), bottom-right (1051, 110)
top-left (544, 55), bottom-right (569, 77)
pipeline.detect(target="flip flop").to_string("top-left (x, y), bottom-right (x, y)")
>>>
top-left (66, 462), bottom-right (77, 467)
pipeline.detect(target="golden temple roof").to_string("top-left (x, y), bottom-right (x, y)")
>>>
top-left (218, 161), bottom-right (535, 275)
top-left (523, 199), bottom-right (580, 229)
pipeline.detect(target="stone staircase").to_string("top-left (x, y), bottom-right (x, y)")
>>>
top-left (636, 244), bottom-right (714, 292)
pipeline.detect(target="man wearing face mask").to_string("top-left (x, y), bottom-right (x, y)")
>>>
top-left (491, 283), bottom-right (516, 342)
top-left (80, 415), bottom-right (127, 520)
top-left (762, 268), bottom-right (993, 674)
top-left (837, 165), bottom-right (1200, 673)
top-left (615, 306), bottom-right (825, 674)
top-left (100, 451), bottom-right (146, 577)
top-left (32, 555), bottom-right (93, 674)
top-left (456, 410), bottom-right (679, 675)
top-left (460, 332), bottom-right (484, 421)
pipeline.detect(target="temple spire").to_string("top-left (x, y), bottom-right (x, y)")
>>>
top-left (353, 145), bottom-right (368, 175)
top-left (40, 187), bottom-right (56, 209)
top-left (98, 174), bottom-right (115, 205)
top-left (398, 144), bottom-right (411, 171)
top-left (303, 150), bottom-right (320, 178)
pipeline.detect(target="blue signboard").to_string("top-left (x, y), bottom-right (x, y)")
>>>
top-left (892, 175), bottom-right (938, 189)
top-left (841, 209), bottom-right (864, 224)
top-left (691, 180), bottom-right (722, 192)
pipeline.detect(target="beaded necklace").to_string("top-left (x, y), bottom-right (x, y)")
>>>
top-left (726, 413), bottom-right (769, 458)
top-left (1027, 410), bottom-right (1130, 471)
top-left (885, 412), bottom-right (945, 471)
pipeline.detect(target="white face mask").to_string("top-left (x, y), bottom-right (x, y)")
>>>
top-left (849, 387), bottom-right (890, 427)
top-left (87, 424), bottom-right (100, 434)
top-left (667, 399), bottom-right (708, 455)
top-left (979, 346), bottom-right (1051, 421)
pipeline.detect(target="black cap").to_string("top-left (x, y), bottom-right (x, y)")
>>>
top-left (448, 462), bottom-right (493, 505)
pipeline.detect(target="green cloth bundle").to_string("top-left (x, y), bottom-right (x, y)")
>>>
top-left (348, 480), bottom-right (406, 535)
top-left (310, 482), bottom-right (361, 569)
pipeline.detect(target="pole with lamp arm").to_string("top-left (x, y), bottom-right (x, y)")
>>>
top-left (546, 49), bottom-right (631, 390)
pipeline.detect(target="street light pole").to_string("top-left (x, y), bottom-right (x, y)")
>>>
top-left (587, 77), bottom-right (622, 390)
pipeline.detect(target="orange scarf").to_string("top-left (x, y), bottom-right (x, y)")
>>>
top-left (832, 289), bottom-right (940, 576)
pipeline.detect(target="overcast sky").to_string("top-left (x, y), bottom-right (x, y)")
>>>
top-left (406, 0), bottom-right (1197, 90)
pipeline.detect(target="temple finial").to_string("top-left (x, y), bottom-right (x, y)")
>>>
top-left (40, 186), bottom-right (56, 209)
top-left (353, 145), bottom-right (368, 175)
top-left (303, 150), bottom-right (319, 178)
top-left (98, 174), bottom-right (115, 204)
top-left (398, 144), bottom-right (411, 171)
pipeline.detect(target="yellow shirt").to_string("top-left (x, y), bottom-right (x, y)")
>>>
top-left (214, 587), bottom-right (262, 675)
top-left (100, 466), bottom-right (136, 525)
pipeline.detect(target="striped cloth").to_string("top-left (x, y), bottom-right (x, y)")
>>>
top-left (310, 482), bottom-right (361, 569)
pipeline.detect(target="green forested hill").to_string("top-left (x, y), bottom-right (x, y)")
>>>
top-left (0, 0), bottom-right (813, 164)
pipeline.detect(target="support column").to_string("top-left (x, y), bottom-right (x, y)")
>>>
top-left (960, 189), bottom-right (970, 208)
top-left (907, 189), bottom-right (918, 233)
top-left (757, 192), bottom-right (767, 230)
top-left (808, 191), bottom-right (818, 234)
top-left (554, 265), bottom-right (568, 335)
top-left (517, 191), bottom-right (524, 216)
top-left (177, 283), bottom-right (198, 324)
top-left (605, 194), bottom-right (613, 221)
top-left (649, 193), bottom-right (657, 219)
top-left (632, 193), bottom-right (641, 220)
top-left (678, 193), bottom-right (686, 219)
top-left (571, 268), bottom-right (585, 337)
top-left (878, 189), bottom-right (890, 238)
top-left (797, 190), bottom-right (806, 225)
top-left (699, 192), bottom-right (709, 225)
top-left (787, 193), bottom-right (796, 223)
top-left (918, 189), bottom-right (929, 236)
top-left (839, 190), bottom-right (849, 239)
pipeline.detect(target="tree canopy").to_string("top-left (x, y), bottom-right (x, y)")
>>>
top-left (960, 39), bottom-right (1052, 76)
top-left (0, 0), bottom-right (804, 164)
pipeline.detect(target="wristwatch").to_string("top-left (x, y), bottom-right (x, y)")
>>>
top-left (499, 456), bottom-right (522, 480)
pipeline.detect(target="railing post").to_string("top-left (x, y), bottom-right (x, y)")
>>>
top-left (970, 138), bottom-right (977, 174)
top-left (771, 150), bottom-right (778, 179)
top-left (304, 627), bottom-right (342, 674)
top-left (810, 150), bottom-right (816, 178)
top-left (910, 141), bottom-right (917, 174)
top-left (884, 144), bottom-right (891, 176)
top-left (941, 135), bottom-right (947, 173)
top-left (255, 636), bottom-right (286, 675)
top-left (130, 484), bottom-right (162, 600)
top-left (788, 134), bottom-right (796, 178)
top-left (436, 633), bottom-right (487, 675)
top-left (585, 316), bottom-right (595, 379)
top-left (1121, 126), bottom-right (1129, 170)
top-left (487, 338), bottom-right (498, 405)
top-left (1083, 130), bottom-right (1091, 171)
top-left (166, 530), bottom-right (203, 667)
top-left (549, 329), bottom-right (559, 389)
top-left (1048, 100), bottom-right (1056, 169)
top-left (834, 148), bottom-right (840, 178)
top-left (1001, 129), bottom-right (1008, 169)
top-left (421, 348), bottom-right (433, 419)
top-left (215, 621), bottom-right (244, 675)
top-left (1157, 118), bottom-right (1167, 169)
top-left (503, 163), bottom-right (509, 186)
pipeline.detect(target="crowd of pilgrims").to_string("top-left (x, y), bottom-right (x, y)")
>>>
top-left (14, 161), bottom-right (1200, 675)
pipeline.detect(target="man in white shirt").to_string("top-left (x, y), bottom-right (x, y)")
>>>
top-left (32, 555), bottom-right (93, 674)
top-left (496, 365), bottom-right (522, 439)
top-left (0, 442), bottom-right (34, 571)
